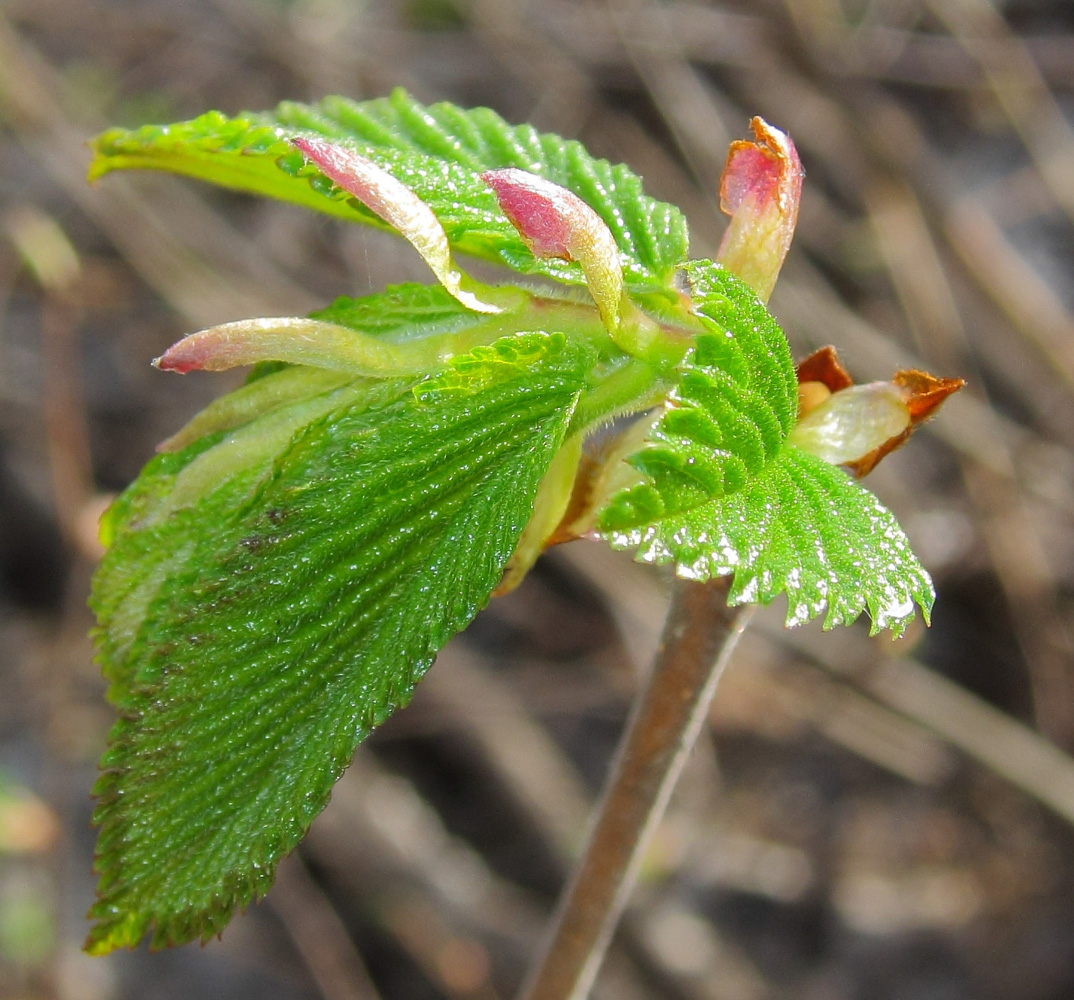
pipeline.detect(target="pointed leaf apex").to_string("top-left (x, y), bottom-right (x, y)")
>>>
top-left (291, 137), bottom-right (501, 314)
top-left (717, 117), bottom-right (804, 302)
top-left (482, 168), bottom-right (625, 332)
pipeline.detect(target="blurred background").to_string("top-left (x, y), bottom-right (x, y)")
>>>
top-left (3, 0), bottom-right (1074, 997)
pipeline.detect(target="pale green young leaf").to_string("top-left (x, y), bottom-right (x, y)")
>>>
top-left (598, 261), bottom-right (933, 635)
top-left (600, 263), bottom-right (798, 527)
top-left (88, 89), bottom-right (688, 293)
top-left (602, 447), bottom-right (933, 637)
top-left (87, 331), bottom-right (593, 954)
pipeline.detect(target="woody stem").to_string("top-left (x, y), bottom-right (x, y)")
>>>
top-left (517, 575), bottom-right (753, 1000)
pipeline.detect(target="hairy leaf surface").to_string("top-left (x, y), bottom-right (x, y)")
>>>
top-left (598, 261), bottom-right (932, 635)
top-left (310, 282), bottom-right (492, 342)
top-left (603, 447), bottom-right (932, 636)
top-left (89, 89), bottom-right (688, 292)
top-left (88, 331), bottom-right (592, 953)
top-left (600, 263), bottom-right (798, 526)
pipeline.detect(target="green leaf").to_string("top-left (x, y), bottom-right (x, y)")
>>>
top-left (89, 88), bottom-right (688, 293)
top-left (92, 369), bottom-right (407, 703)
top-left (87, 331), bottom-right (593, 954)
top-left (600, 262), bottom-right (798, 527)
top-left (603, 447), bottom-right (933, 637)
top-left (310, 282), bottom-right (491, 342)
top-left (598, 261), bottom-right (932, 636)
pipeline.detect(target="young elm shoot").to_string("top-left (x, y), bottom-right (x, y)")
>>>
top-left (84, 92), bottom-right (961, 986)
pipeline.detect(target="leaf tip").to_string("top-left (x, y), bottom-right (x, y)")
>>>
top-left (82, 905), bottom-right (144, 957)
top-left (154, 330), bottom-right (234, 373)
top-left (152, 349), bottom-right (191, 373)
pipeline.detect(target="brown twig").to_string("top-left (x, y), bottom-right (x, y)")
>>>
top-left (517, 576), bottom-right (753, 1000)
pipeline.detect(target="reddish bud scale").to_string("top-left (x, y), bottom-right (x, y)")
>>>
top-left (794, 345), bottom-right (853, 396)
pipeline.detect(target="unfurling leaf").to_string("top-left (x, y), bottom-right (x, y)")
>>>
top-left (85, 92), bottom-right (963, 956)
top-left (292, 137), bottom-right (502, 313)
top-left (154, 316), bottom-right (434, 375)
top-left (596, 261), bottom-right (936, 635)
top-left (88, 88), bottom-right (689, 294)
top-left (602, 445), bottom-right (934, 636)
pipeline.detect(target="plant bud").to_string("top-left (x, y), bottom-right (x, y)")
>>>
top-left (717, 118), bottom-right (804, 303)
top-left (482, 168), bottom-right (625, 333)
top-left (790, 381), bottom-right (912, 467)
top-left (790, 346), bottom-right (965, 476)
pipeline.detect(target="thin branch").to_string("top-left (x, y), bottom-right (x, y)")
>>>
top-left (517, 575), bottom-right (754, 1000)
